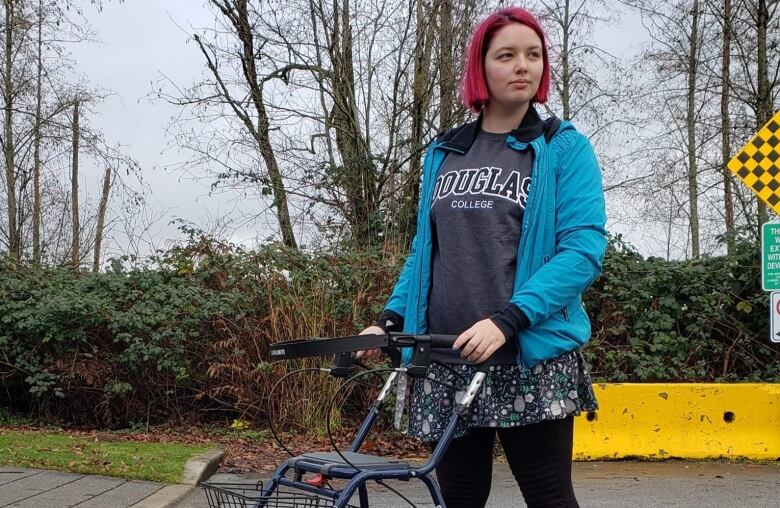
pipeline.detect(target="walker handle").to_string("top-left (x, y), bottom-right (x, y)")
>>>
top-left (429, 334), bottom-right (458, 349)
top-left (268, 333), bottom-right (459, 361)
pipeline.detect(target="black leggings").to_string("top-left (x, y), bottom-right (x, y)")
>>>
top-left (428, 417), bottom-right (579, 508)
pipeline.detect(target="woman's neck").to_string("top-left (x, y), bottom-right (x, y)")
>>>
top-left (481, 101), bottom-right (531, 133)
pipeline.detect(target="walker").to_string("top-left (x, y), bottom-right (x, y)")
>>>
top-left (201, 332), bottom-right (489, 508)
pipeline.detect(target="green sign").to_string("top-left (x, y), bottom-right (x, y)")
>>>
top-left (762, 223), bottom-right (780, 290)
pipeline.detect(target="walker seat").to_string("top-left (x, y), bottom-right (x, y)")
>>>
top-left (290, 452), bottom-right (411, 478)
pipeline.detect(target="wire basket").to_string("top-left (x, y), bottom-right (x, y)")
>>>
top-left (202, 481), bottom-right (331, 508)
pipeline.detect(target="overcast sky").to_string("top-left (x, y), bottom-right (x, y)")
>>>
top-left (70, 0), bottom-right (652, 258)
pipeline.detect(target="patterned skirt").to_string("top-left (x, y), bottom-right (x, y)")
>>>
top-left (406, 349), bottom-right (598, 442)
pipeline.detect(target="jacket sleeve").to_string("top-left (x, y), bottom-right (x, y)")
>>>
top-left (381, 141), bottom-right (437, 322)
top-left (382, 233), bottom-right (418, 320)
top-left (509, 131), bottom-right (608, 327)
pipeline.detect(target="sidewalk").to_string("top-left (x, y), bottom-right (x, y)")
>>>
top-left (0, 467), bottom-right (163, 507)
top-left (2, 461), bottom-right (778, 507)
top-left (176, 461), bottom-right (780, 508)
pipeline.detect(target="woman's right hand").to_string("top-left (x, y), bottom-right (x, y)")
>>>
top-left (355, 325), bottom-right (385, 359)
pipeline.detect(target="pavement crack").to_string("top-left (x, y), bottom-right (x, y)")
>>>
top-left (0, 474), bottom-right (83, 508)
top-left (70, 480), bottom-right (128, 507)
top-left (0, 470), bottom-right (43, 489)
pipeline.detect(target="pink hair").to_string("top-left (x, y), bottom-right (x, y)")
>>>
top-left (460, 7), bottom-right (551, 113)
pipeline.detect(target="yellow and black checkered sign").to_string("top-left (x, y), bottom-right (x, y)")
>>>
top-left (728, 110), bottom-right (780, 213)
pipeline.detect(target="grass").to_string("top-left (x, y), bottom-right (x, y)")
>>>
top-left (0, 430), bottom-right (212, 483)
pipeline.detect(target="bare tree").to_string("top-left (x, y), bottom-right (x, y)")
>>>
top-left (92, 164), bottom-right (110, 271)
top-left (153, 1), bottom-right (488, 253)
top-left (3, 0), bottom-right (21, 260)
top-left (188, 0), bottom-right (298, 249)
top-left (32, 0), bottom-right (42, 263)
top-left (620, 0), bottom-right (721, 258)
top-left (687, 0), bottom-right (702, 258)
top-left (325, 0), bottom-right (381, 248)
top-left (70, 98), bottom-right (79, 266)
top-left (530, 0), bottom-right (636, 220)
top-left (1, 0), bottom-right (140, 267)
top-left (718, 0), bottom-right (736, 251)
top-left (397, 0), bottom-right (438, 246)
top-left (438, 0), bottom-right (456, 131)
top-left (533, 0), bottom-right (626, 135)
top-left (158, 0), bottom-right (426, 250)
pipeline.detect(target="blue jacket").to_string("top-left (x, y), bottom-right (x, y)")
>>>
top-left (384, 114), bottom-right (608, 368)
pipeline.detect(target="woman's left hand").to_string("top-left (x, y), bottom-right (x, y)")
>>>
top-left (453, 319), bottom-right (506, 363)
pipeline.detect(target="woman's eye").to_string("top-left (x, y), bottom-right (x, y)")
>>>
top-left (499, 53), bottom-right (512, 59)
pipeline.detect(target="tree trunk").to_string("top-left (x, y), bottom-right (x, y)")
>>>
top-left (3, 0), bottom-right (18, 260)
top-left (327, 0), bottom-right (379, 249)
top-left (237, 1), bottom-right (296, 249)
top-left (33, 0), bottom-right (43, 264)
top-left (439, 0), bottom-right (455, 131)
top-left (400, 0), bottom-right (436, 247)
top-left (71, 100), bottom-right (80, 268)
top-left (207, 0), bottom-right (297, 249)
top-left (721, 0), bottom-right (735, 253)
top-left (561, 0), bottom-right (571, 120)
top-left (687, 0), bottom-right (701, 258)
top-left (93, 167), bottom-right (111, 272)
top-left (756, 0), bottom-right (770, 226)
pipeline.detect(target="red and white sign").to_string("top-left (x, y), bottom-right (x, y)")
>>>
top-left (771, 292), bottom-right (780, 343)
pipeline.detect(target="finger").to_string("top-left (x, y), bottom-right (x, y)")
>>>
top-left (461, 335), bottom-right (482, 359)
top-left (453, 329), bottom-right (475, 350)
top-left (475, 343), bottom-right (498, 364)
top-left (467, 341), bottom-right (487, 362)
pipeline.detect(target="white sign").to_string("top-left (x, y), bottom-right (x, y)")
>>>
top-left (771, 292), bottom-right (780, 343)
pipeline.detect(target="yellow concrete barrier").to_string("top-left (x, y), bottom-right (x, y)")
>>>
top-left (573, 383), bottom-right (780, 460)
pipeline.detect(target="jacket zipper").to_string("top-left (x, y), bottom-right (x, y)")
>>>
top-left (512, 138), bottom-right (540, 286)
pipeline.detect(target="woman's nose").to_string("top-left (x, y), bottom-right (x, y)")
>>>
top-left (514, 57), bottom-right (527, 72)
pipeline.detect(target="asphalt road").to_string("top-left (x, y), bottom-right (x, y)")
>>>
top-left (177, 460), bottom-right (780, 507)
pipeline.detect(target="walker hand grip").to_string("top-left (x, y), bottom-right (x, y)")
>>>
top-left (429, 334), bottom-right (458, 349)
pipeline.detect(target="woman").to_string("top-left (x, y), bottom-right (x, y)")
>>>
top-left (358, 6), bottom-right (607, 508)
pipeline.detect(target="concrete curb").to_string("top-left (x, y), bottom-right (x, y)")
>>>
top-left (129, 448), bottom-right (224, 508)
top-left (181, 448), bottom-right (225, 486)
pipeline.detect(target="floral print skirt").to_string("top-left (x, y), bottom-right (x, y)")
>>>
top-left (406, 349), bottom-right (598, 442)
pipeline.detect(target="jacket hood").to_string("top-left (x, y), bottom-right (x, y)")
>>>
top-left (435, 107), bottom-right (568, 153)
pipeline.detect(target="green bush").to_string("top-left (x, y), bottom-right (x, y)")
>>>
top-left (0, 234), bottom-right (777, 429)
top-left (0, 236), bottom-right (398, 427)
top-left (584, 236), bottom-right (780, 382)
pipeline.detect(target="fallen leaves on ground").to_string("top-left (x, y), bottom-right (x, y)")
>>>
top-left (218, 430), bottom-right (431, 474)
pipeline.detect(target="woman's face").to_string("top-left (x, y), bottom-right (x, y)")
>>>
top-left (484, 23), bottom-right (544, 109)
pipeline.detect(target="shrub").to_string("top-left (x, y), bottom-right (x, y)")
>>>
top-left (0, 234), bottom-right (777, 429)
top-left (584, 237), bottom-right (780, 382)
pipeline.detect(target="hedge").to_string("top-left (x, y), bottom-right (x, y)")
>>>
top-left (0, 235), bottom-right (777, 427)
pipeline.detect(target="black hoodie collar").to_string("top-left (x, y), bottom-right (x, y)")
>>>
top-left (438, 106), bottom-right (559, 153)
